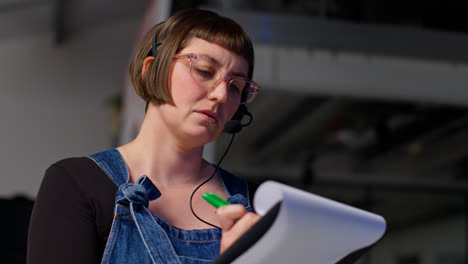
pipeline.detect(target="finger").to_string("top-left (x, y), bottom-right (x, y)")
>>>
top-left (228, 212), bottom-right (261, 236)
top-left (216, 204), bottom-right (247, 231)
top-left (219, 212), bottom-right (261, 254)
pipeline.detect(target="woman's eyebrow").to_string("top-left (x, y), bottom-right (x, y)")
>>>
top-left (231, 71), bottom-right (248, 78)
top-left (201, 54), bottom-right (248, 78)
top-left (202, 54), bottom-right (220, 65)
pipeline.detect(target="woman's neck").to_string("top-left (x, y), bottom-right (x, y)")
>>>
top-left (117, 113), bottom-right (207, 188)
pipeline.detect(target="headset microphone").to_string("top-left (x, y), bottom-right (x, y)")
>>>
top-left (223, 120), bottom-right (242, 134)
top-left (223, 105), bottom-right (252, 134)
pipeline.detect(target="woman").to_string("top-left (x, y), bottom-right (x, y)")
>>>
top-left (27, 9), bottom-right (261, 264)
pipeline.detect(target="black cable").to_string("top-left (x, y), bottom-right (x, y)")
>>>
top-left (190, 133), bottom-right (236, 229)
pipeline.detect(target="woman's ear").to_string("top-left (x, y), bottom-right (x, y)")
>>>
top-left (141, 56), bottom-right (155, 78)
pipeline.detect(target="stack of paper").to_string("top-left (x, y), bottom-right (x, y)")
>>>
top-left (219, 181), bottom-right (386, 264)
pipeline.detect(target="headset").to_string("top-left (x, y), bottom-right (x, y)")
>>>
top-left (146, 34), bottom-right (253, 135)
top-left (145, 32), bottom-right (253, 228)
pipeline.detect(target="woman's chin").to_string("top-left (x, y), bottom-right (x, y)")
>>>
top-left (184, 126), bottom-right (221, 145)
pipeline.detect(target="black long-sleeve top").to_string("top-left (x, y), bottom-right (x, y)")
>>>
top-left (27, 157), bottom-right (117, 264)
top-left (27, 157), bottom-right (258, 264)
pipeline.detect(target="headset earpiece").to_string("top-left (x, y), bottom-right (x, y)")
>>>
top-left (147, 23), bottom-right (165, 57)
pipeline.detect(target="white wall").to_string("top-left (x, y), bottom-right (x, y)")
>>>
top-left (0, 19), bottom-right (140, 197)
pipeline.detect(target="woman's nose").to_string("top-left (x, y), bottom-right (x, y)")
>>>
top-left (208, 80), bottom-right (229, 104)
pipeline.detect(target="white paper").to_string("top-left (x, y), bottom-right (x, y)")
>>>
top-left (233, 181), bottom-right (386, 264)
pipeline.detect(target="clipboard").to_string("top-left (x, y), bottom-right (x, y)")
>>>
top-left (213, 181), bottom-right (386, 264)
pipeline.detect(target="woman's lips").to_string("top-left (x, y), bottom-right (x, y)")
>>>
top-left (196, 110), bottom-right (218, 124)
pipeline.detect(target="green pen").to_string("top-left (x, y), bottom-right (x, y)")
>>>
top-left (202, 192), bottom-right (230, 208)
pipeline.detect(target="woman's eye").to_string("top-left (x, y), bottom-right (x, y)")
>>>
top-left (194, 66), bottom-right (215, 79)
top-left (229, 82), bottom-right (242, 95)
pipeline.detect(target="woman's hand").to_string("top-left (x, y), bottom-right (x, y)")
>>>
top-left (216, 204), bottom-right (261, 254)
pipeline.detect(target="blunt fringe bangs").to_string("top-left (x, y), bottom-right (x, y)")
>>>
top-left (129, 9), bottom-right (254, 105)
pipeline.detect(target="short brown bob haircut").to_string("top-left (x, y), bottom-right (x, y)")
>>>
top-left (129, 8), bottom-right (255, 105)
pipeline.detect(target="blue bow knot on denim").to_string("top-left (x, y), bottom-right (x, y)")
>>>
top-left (121, 183), bottom-right (149, 206)
top-left (117, 175), bottom-right (161, 208)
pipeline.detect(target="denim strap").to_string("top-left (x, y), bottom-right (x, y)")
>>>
top-left (218, 167), bottom-right (251, 209)
top-left (89, 149), bottom-right (129, 186)
top-left (117, 176), bottom-right (181, 264)
top-left (89, 149), bottom-right (181, 263)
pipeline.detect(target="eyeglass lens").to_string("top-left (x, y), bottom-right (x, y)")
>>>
top-left (190, 57), bottom-right (256, 104)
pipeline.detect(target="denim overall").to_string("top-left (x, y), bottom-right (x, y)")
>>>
top-left (89, 149), bottom-right (252, 264)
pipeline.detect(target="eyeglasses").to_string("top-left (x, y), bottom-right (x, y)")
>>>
top-left (174, 53), bottom-right (260, 105)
